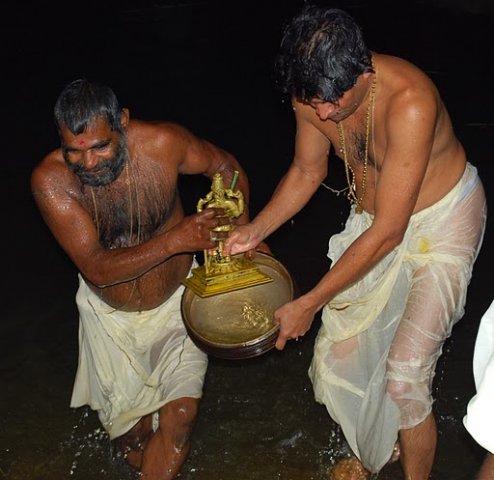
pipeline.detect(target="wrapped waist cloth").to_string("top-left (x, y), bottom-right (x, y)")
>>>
top-left (309, 162), bottom-right (487, 473)
top-left (70, 273), bottom-right (207, 439)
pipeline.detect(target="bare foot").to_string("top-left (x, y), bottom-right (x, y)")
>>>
top-left (329, 457), bottom-right (370, 480)
top-left (120, 414), bottom-right (153, 470)
top-left (122, 446), bottom-right (144, 470)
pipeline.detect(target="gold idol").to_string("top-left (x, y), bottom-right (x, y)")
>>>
top-left (182, 171), bottom-right (272, 297)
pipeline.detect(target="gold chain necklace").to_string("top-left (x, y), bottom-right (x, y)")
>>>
top-left (336, 71), bottom-right (377, 214)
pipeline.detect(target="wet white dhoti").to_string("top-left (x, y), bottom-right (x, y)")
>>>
top-left (70, 275), bottom-right (208, 440)
top-left (309, 163), bottom-right (487, 473)
top-left (463, 299), bottom-right (494, 454)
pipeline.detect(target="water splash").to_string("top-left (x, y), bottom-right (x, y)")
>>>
top-left (60, 407), bottom-right (135, 479)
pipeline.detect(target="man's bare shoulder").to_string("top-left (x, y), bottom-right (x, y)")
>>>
top-left (127, 119), bottom-right (194, 161)
top-left (31, 149), bottom-right (75, 195)
top-left (376, 53), bottom-right (438, 97)
top-left (129, 119), bottom-right (191, 146)
top-left (375, 53), bottom-right (440, 121)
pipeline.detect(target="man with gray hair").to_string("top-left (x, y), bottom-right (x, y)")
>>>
top-left (31, 78), bottom-right (250, 480)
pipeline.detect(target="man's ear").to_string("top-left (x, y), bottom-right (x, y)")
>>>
top-left (120, 108), bottom-right (130, 128)
top-left (362, 71), bottom-right (373, 81)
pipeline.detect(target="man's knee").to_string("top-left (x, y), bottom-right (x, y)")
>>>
top-left (386, 378), bottom-right (432, 428)
top-left (159, 397), bottom-right (200, 449)
top-left (386, 355), bottom-right (434, 408)
top-left (386, 378), bottom-right (412, 403)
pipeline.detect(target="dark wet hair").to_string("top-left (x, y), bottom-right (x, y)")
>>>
top-left (54, 78), bottom-right (123, 136)
top-left (275, 6), bottom-right (373, 103)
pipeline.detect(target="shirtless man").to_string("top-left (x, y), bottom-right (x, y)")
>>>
top-left (31, 78), bottom-right (250, 480)
top-left (224, 6), bottom-right (487, 479)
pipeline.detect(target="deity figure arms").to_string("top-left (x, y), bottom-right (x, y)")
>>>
top-left (176, 129), bottom-right (250, 226)
top-left (196, 173), bottom-right (245, 220)
top-left (221, 188), bottom-right (245, 219)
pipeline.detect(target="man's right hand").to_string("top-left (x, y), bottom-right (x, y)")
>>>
top-left (171, 208), bottom-right (227, 252)
top-left (222, 223), bottom-right (263, 256)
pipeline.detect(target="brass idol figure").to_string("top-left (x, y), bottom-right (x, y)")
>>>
top-left (182, 171), bottom-right (272, 297)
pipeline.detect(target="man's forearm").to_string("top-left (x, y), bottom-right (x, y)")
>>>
top-left (304, 225), bottom-right (403, 312)
top-left (249, 163), bottom-right (322, 240)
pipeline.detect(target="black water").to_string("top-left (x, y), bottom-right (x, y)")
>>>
top-left (1, 1), bottom-right (493, 479)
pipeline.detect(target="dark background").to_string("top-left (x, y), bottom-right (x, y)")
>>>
top-left (1, 1), bottom-right (493, 479)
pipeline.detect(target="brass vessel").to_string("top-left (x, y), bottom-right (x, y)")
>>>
top-left (181, 252), bottom-right (294, 359)
top-left (181, 172), bottom-right (294, 358)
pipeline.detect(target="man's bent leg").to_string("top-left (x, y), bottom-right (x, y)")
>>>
top-left (398, 413), bottom-right (437, 480)
top-left (140, 397), bottom-right (199, 480)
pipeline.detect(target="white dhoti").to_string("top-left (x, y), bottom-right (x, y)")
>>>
top-left (309, 162), bottom-right (487, 473)
top-left (463, 299), bottom-right (494, 454)
top-left (70, 276), bottom-right (208, 440)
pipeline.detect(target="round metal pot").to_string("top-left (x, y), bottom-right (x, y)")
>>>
top-left (181, 252), bottom-right (294, 359)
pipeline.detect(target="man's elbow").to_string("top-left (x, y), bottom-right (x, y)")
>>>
top-left (77, 256), bottom-right (115, 288)
top-left (384, 229), bottom-right (406, 251)
top-left (79, 268), bottom-right (109, 288)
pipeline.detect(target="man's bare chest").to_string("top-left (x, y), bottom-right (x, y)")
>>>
top-left (81, 168), bottom-right (177, 248)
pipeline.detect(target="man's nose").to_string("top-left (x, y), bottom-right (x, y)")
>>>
top-left (81, 150), bottom-right (99, 169)
top-left (316, 106), bottom-right (327, 120)
top-left (316, 104), bottom-right (334, 120)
